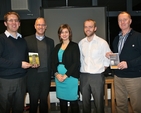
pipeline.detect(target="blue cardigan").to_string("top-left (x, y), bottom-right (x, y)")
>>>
top-left (52, 41), bottom-right (80, 78)
top-left (113, 29), bottom-right (141, 78)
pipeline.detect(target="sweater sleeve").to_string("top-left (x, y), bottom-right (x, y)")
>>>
top-left (65, 43), bottom-right (80, 78)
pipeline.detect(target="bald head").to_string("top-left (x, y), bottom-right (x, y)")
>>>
top-left (34, 17), bottom-right (47, 36)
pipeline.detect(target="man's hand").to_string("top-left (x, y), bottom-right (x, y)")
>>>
top-left (117, 61), bottom-right (128, 70)
top-left (105, 51), bottom-right (113, 59)
top-left (31, 64), bottom-right (40, 68)
top-left (22, 61), bottom-right (31, 69)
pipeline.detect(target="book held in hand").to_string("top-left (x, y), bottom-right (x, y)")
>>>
top-left (28, 52), bottom-right (40, 65)
top-left (109, 53), bottom-right (120, 69)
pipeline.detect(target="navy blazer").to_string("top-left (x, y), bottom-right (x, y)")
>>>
top-left (112, 29), bottom-right (141, 78)
top-left (52, 41), bottom-right (80, 78)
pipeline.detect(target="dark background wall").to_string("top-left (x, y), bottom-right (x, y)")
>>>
top-left (0, 0), bottom-right (141, 48)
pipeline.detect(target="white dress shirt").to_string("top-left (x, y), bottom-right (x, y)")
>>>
top-left (79, 34), bottom-right (111, 74)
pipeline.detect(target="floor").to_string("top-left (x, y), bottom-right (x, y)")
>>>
top-left (23, 100), bottom-right (133, 113)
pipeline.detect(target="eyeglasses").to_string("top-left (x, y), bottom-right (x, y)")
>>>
top-left (36, 24), bottom-right (46, 27)
top-left (7, 19), bottom-right (19, 23)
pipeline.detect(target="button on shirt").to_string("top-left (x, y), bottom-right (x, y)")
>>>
top-left (79, 34), bottom-right (111, 74)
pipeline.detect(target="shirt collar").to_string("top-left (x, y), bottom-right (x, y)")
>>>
top-left (118, 29), bottom-right (132, 37)
top-left (85, 34), bottom-right (97, 42)
top-left (4, 30), bottom-right (22, 39)
top-left (35, 34), bottom-right (45, 41)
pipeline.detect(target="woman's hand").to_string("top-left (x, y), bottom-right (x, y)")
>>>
top-left (62, 74), bottom-right (68, 81)
top-left (55, 73), bottom-right (68, 82)
top-left (56, 74), bottom-right (64, 82)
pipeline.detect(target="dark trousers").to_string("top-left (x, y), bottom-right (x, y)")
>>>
top-left (80, 73), bottom-right (105, 113)
top-left (27, 70), bottom-right (50, 113)
top-left (59, 99), bottom-right (80, 113)
top-left (0, 76), bottom-right (26, 113)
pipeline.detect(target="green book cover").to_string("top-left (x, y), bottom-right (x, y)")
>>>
top-left (28, 52), bottom-right (40, 65)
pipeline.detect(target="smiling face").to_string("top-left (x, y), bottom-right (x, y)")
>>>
top-left (58, 24), bottom-right (72, 42)
top-left (84, 20), bottom-right (97, 38)
top-left (60, 28), bottom-right (70, 41)
top-left (34, 18), bottom-right (47, 36)
top-left (118, 12), bottom-right (132, 32)
top-left (4, 14), bottom-right (20, 33)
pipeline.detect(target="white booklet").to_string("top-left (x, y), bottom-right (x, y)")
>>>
top-left (28, 52), bottom-right (40, 65)
top-left (109, 53), bottom-right (120, 69)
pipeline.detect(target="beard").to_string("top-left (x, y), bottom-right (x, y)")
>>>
top-left (85, 32), bottom-right (95, 37)
top-left (84, 30), bottom-right (95, 37)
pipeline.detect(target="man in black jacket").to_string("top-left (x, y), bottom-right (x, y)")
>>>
top-left (106, 11), bottom-right (141, 113)
top-left (24, 17), bottom-right (54, 113)
top-left (0, 12), bottom-right (31, 113)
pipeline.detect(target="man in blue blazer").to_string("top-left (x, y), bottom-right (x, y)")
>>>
top-left (106, 11), bottom-right (141, 113)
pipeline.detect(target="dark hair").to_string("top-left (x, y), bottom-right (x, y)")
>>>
top-left (4, 12), bottom-right (20, 22)
top-left (58, 24), bottom-right (72, 42)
